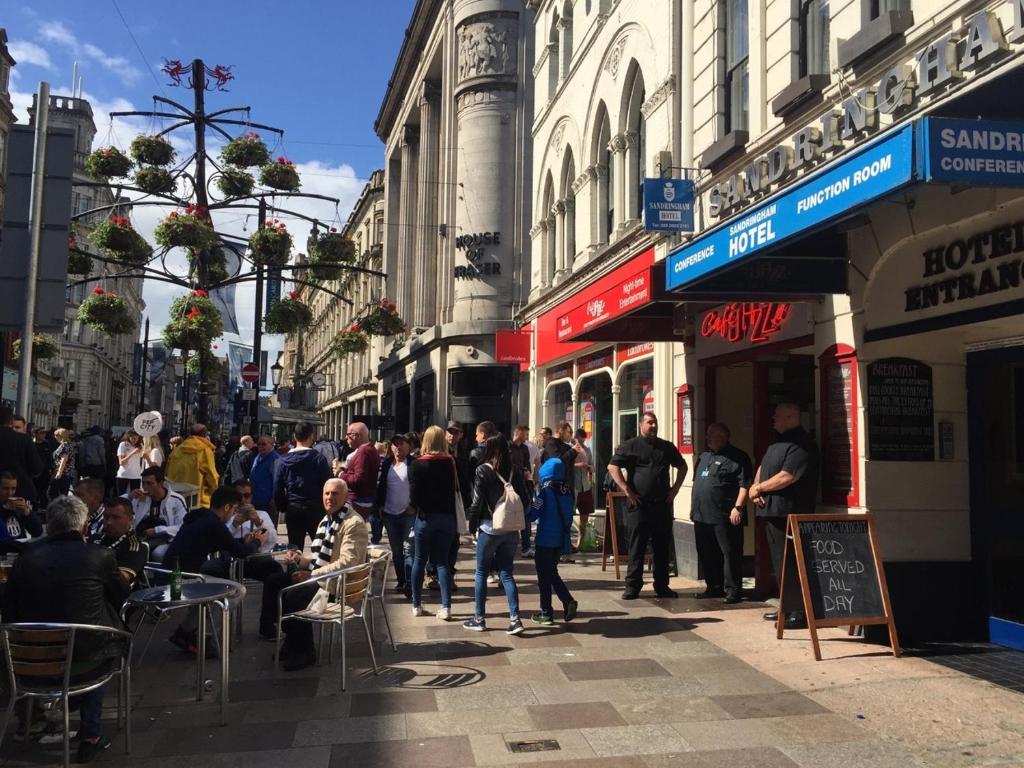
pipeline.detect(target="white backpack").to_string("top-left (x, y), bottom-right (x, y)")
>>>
top-left (490, 471), bottom-right (525, 532)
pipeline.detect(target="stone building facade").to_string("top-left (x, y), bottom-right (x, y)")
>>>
top-left (0, 29), bottom-right (15, 224)
top-left (374, 0), bottom-right (535, 436)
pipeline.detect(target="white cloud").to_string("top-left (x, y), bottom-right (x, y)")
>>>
top-left (7, 40), bottom-right (53, 70)
top-left (36, 20), bottom-right (142, 86)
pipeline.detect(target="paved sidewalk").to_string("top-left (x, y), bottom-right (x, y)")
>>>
top-left (3, 548), bottom-right (1023, 767)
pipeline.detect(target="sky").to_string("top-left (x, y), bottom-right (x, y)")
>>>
top-left (5, 0), bottom-right (415, 361)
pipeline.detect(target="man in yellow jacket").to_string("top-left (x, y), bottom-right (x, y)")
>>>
top-left (165, 424), bottom-right (220, 509)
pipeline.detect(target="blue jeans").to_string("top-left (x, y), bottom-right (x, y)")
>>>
top-left (534, 545), bottom-right (573, 616)
top-left (382, 512), bottom-right (414, 587)
top-left (474, 530), bottom-right (520, 620)
top-left (77, 684), bottom-right (105, 739)
top-left (411, 514), bottom-right (455, 609)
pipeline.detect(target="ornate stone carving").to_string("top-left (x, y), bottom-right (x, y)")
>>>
top-left (552, 199), bottom-right (566, 216)
top-left (532, 43), bottom-right (552, 77)
top-left (457, 17), bottom-right (519, 82)
top-left (623, 130), bottom-right (638, 149)
top-left (549, 121), bottom-right (566, 156)
top-left (641, 74), bottom-right (676, 119)
top-left (563, 197), bottom-right (575, 214)
top-left (455, 86), bottom-right (516, 113)
top-left (571, 170), bottom-right (590, 195)
top-left (603, 35), bottom-right (628, 79)
top-left (609, 133), bottom-right (628, 153)
top-left (530, 221), bottom-right (548, 238)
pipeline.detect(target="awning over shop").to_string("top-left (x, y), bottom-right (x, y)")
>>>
top-left (666, 124), bottom-right (916, 295)
top-left (555, 261), bottom-right (678, 343)
top-left (259, 405), bottom-right (326, 425)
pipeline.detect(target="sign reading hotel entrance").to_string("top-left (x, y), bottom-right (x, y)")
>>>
top-left (557, 267), bottom-right (651, 341)
top-left (668, 125), bottom-right (914, 290)
top-left (643, 178), bottom-right (694, 232)
top-left (918, 117), bottom-right (1024, 187)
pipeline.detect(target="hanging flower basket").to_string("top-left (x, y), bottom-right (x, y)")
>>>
top-left (220, 132), bottom-right (270, 167)
top-left (154, 205), bottom-right (217, 250)
top-left (67, 234), bottom-right (91, 275)
top-left (133, 166), bottom-right (176, 195)
top-left (331, 324), bottom-right (370, 356)
top-left (215, 166), bottom-right (255, 198)
top-left (129, 134), bottom-right (175, 166)
top-left (77, 287), bottom-right (136, 336)
top-left (360, 300), bottom-right (406, 336)
top-left (260, 157), bottom-right (301, 191)
top-left (264, 292), bottom-right (313, 334)
top-left (248, 219), bottom-right (292, 267)
top-left (186, 348), bottom-right (225, 377)
top-left (162, 291), bottom-right (223, 350)
top-left (307, 229), bottom-right (355, 279)
top-left (91, 216), bottom-right (151, 264)
top-left (84, 147), bottom-right (132, 179)
top-left (12, 334), bottom-right (61, 363)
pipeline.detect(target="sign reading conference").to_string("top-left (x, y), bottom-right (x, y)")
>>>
top-left (666, 125), bottom-right (914, 291)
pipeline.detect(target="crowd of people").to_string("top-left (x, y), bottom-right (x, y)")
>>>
top-left (0, 397), bottom-right (820, 761)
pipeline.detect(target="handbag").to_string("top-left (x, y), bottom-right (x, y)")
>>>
top-left (451, 457), bottom-right (469, 535)
top-left (491, 471), bottom-right (526, 533)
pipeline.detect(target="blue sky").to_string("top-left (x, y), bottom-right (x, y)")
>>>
top-left (5, 0), bottom-right (416, 352)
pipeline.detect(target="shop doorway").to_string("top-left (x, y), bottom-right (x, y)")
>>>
top-left (705, 354), bottom-right (816, 597)
top-left (578, 373), bottom-right (613, 511)
top-left (967, 347), bottom-right (1024, 650)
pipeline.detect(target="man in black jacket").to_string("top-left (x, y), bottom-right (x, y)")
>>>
top-left (3, 494), bottom-right (129, 762)
top-left (273, 422), bottom-right (333, 547)
top-left (163, 486), bottom-right (262, 653)
top-left (0, 406), bottom-right (43, 506)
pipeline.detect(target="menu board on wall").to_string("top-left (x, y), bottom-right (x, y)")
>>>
top-left (867, 358), bottom-right (934, 461)
top-left (822, 358), bottom-right (856, 504)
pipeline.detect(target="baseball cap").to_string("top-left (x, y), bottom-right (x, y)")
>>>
top-left (445, 420), bottom-right (463, 433)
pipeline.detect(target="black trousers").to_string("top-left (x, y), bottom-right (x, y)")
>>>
top-left (284, 501), bottom-right (320, 548)
top-left (260, 570), bottom-right (318, 652)
top-left (763, 516), bottom-right (805, 615)
top-left (625, 502), bottom-right (673, 593)
top-left (694, 520), bottom-right (743, 595)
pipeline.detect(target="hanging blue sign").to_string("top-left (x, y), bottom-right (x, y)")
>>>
top-left (917, 117), bottom-right (1024, 187)
top-left (643, 178), bottom-right (694, 232)
top-left (666, 124), bottom-right (915, 291)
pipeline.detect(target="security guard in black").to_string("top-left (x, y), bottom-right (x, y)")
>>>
top-left (608, 411), bottom-right (686, 599)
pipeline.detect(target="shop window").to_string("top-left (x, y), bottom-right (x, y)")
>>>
top-left (870, 0), bottom-right (910, 20)
top-left (725, 0), bottom-right (749, 134)
top-left (618, 358), bottom-right (655, 441)
top-left (799, 0), bottom-right (830, 78)
top-left (545, 381), bottom-right (573, 432)
top-left (819, 344), bottom-right (859, 507)
top-left (578, 372), bottom-right (613, 509)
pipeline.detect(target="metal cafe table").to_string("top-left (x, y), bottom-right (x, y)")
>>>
top-left (123, 580), bottom-right (242, 725)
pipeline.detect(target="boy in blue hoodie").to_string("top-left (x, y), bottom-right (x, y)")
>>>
top-left (528, 455), bottom-right (579, 624)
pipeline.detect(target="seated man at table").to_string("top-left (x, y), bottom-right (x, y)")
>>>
top-left (227, 500), bottom-right (283, 582)
top-left (259, 478), bottom-right (368, 671)
top-left (2, 494), bottom-right (129, 763)
top-left (163, 486), bottom-right (264, 653)
top-left (73, 478), bottom-right (107, 543)
top-left (96, 496), bottom-right (147, 588)
top-left (0, 471), bottom-right (43, 551)
top-left (130, 466), bottom-right (189, 562)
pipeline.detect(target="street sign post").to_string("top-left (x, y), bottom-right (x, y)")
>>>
top-left (241, 362), bottom-right (260, 384)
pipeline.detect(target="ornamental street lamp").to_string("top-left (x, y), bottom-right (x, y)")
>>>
top-left (270, 359), bottom-right (284, 390)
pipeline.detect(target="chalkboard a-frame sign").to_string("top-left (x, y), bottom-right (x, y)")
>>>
top-left (602, 492), bottom-right (632, 579)
top-left (777, 513), bottom-right (901, 661)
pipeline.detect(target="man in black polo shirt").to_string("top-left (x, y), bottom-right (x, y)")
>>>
top-left (608, 411), bottom-right (687, 600)
top-left (691, 422), bottom-right (753, 604)
top-left (749, 401), bottom-right (819, 629)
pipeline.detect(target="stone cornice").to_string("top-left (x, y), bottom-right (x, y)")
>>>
top-left (641, 74), bottom-right (676, 119)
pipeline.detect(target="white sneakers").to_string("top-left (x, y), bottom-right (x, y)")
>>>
top-left (412, 606), bottom-right (425, 617)
top-left (437, 607), bottom-right (451, 621)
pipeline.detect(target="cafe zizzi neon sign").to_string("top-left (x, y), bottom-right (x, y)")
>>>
top-left (709, 2), bottom-right (1024, 219)
top-left (701, 302), bottom-right (793, 345)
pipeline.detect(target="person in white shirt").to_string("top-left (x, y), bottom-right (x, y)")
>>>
top-left (227, 480), bottom-right (285, 582)
top-left (142, 435), bottom-right (164, 469)
top-left (129, 466), bottom-right (189, 562)
top-left (116, 430), bottom-right (146, 495)
top-left (375, 434), bottom-right (414, 596)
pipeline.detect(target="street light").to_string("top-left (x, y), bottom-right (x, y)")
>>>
top-left (270, 360), bottom-right (284, 389)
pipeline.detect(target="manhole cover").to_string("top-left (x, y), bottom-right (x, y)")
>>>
top-left (507, 739), bottom-right (561, 754)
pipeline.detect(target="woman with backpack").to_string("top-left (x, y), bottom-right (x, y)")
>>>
top-left (464, 434), bottom-right (530, 634)
top-left (529, 445), bottom-right (579, 624)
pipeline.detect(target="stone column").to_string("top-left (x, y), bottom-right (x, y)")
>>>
top-left (610, 133), bottom-right (628, 236)
top-left (414, 82), bottom-right (440, 329)
top-left (593, 163), bottom-right (609, 243)
top-left (545, 212), bottom-right (557, 285)
top-left (529, 220), bottom-right (548, 295)
top-left (452, 6), bottom-right (522, 322)
top-left (552, 199), bottom-right (566, 277)
top-left (562, 196), bottom-right (576, 268)
top-left (397, 126), bottom-right (419, 318)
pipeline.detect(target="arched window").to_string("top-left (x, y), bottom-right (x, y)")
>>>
top-left (561, 150), bottom-right (577, 270)
top-left (542, 172), bottom-right (556, 285)
top-left (560, 1), bottom-right (573, 80)
top-left (548, 12), bottom-right (560, 97)
top-left (623, 64), bottom-right (646, 221)
top-left (594, 106), bottom-right (613, 242)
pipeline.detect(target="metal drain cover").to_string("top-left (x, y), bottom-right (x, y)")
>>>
top-left (507, 739), bottom-right (561, 754)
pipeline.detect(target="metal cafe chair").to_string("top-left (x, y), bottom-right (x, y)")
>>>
top-left (366, 546), bottom-right (397, 652)
top-left (0, 623), bottom-right (132, 768)
top-left (275, 561), bottom-right (377, 691)
top-left (129, 564), bottom-right (206, 666)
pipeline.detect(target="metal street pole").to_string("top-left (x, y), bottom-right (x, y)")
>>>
top-left (138, 317), bottom-right (149, 413)
top-left (192, 59), bottom-right (211, 425)
top-left (16, 82), bottom-right (49, 418)
top-left (249, 196), bottom-right (266, 436)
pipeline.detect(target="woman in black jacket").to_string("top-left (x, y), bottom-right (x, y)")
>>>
top-left (464, 435), bottom-right (528, 634)
top-left (408, 426), bottom-right (457, 620)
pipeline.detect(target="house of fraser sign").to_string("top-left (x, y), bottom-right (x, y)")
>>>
top-left (708, 3), bottom-right (1024, 219)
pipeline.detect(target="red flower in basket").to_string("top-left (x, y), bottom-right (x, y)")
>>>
top-left (287, 291), bottom-right (299, 299)
top-left (185, 307), bottom-right (202, 320)
top-left (92, 287), bottom-right (105, 295)
top-left (193, 289), bottom-right (208, 297)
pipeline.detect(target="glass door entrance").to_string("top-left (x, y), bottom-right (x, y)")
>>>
top-left (967, 347), bottom-right (1024, 649)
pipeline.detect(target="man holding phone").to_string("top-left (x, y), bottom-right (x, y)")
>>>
top-left (0, 472), bottom-right (42, 549)
top-left (607, 411), bottom-right (687, 600)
